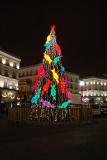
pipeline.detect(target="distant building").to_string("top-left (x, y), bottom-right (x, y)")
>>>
top-left (0, 50), bottom-right (21, 103)
top-left (79, 76), bottom-right (107, 104)
top-left (18, 64), bottom-right (39, 101)
top-left (18, 64), bottom-right (81, 104)
top-left (66, 72), bottom-right (81, 104)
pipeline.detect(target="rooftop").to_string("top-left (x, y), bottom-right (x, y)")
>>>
top-left (0, 47), bottom-right (21, 60)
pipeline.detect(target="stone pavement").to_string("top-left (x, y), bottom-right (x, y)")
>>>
top-left (0, 114), bottom-right (107, 160)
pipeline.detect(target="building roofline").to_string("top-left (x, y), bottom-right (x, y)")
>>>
top-left (81, 76), bottom-right (107, 80)
top-left (0, 48), bottom-right (21, 61)
top-left (20, 63), bottom-right (40, 70)
top-left (66, 71), bottom-right (79, 76)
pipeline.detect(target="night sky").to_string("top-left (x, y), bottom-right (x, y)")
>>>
top-left (0, 1), bottom-right (107, 77)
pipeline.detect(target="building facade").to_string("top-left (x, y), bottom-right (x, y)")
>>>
top-left (66, 72), bottom-right (81, 104)
top-left (0, 50), bottom-right (21, 103)
top-left (79, 77), bottom-right (107, 104)
top-left (18, 65), bottom-right (81, 104)
top-left (18, 64), bottom-right (39, 101)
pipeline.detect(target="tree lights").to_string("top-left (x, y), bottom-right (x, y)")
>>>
top-left (31, 26), bottom-right (72, 109)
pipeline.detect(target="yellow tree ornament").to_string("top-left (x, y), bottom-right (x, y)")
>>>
top-left (51, 68), bottom-right (59, 83)
top-left (46, 34), bottom-right (51, 43)
top-left (44, 53), bottom-right (52, 64)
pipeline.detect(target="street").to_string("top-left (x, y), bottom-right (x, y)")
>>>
top-left (0, 115), bottom-right (107, 160)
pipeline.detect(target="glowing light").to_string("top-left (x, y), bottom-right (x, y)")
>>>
top-left (17, 97), bottom-right (20, 100)
top-left (97, 82), bottom-right (99, 85)
top-left (61, 66), bottom-right (65, 72)
top-left (66, 92), bottom-right (71, 100)
top-left (34, 64), bottom-right (46, 92)
top-left (90, 93), bottom-right (93, 96)
top-left (9, 86), bottom-right (12, 89)
top-left (44, 53), bottom-right (52, 64)
top-left (2, 92), bottom-right (7, 97)
top-left (79, 81), bottom-right (85, 86)
top-left (2, 58), bottom-right (6, 64)
top-left (40, 98), bottom-right (56, 108)
top-left (101, 82), bottom-right (103, 85)
top-left (10, 62), bottom-right (14, 67)
top-left (31, 88), bottom-right (41, 104)
top-left (82, 97), bottom-right (89, 103)
top-left (51, 84), bottom-right (56, 100)
top-left (51, 25), bottom-right (56, 30)
top-left (16, 64), bottom-right (20, 69)
top-left (0, 81), bottom-right (4, 88)
top-left (16, 87), bottom-right (19, 90)
top-left (86, 93), bottom-right (89, 96)
top-left (57, 100), bottom-right (71, 109)
top-left (41, 79), bottom-right (51, 96)
top-left (94, 92), bottom-right (96, 96)
top-left (17, 102), bottom-right (20, 106)
top-left (51, 68), bottom-right (59, 83)
top-left (46, 35), bottom-right (51, 43)
top-left (64, 75), bottom-right (68, 87)
top-left (86, 82), bottom-right (89, 85)
top-left (104, 82), bottom-right (106, 86)
top-left (53, 56), bottom-right (60, 65)
top-left (83, 93), bottom-right (85, 97)
top-left (60, 78), bottom-right (66, 93)
top-left (55, 43), bottom-right (61, 55)
top-left (31, 26), bottom-right (73, 110)
top-left (44, 38), bottom-right (54, 50)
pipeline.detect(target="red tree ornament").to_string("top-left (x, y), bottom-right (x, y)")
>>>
top-left (60, 78), bottom-right (66, 94)
top-left (41, 79), bottom-right (52, 96)
top-left (55, 43), bottom-right (61, 55)
top-left (51, 25), bottom-right (56, 30)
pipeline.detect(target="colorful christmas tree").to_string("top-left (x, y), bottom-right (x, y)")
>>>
top-left (31, 26), bottom-right (72, 109)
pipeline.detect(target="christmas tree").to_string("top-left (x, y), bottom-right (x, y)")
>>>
top-left (31, 26), bottom-right (72, 109)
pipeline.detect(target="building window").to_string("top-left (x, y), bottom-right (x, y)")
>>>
top-left (12, 71), bottom-right (16, 79)
top-left (4, 70), bottom-right (8, 77)
top-left (6, 60), bottom-right (9, 66)
top-left (30, 71), bottom-right (32, 76)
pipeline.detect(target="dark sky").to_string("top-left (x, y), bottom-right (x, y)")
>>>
top-left (0, 1), bottom-right (106, 77)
